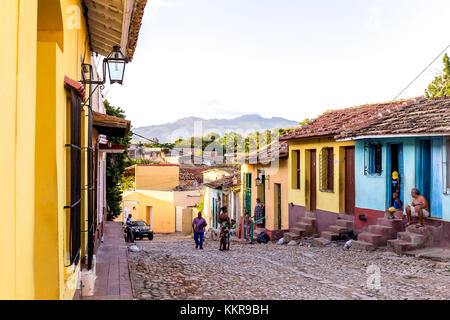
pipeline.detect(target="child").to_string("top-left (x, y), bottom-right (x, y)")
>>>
top-left (244, 212), bottom-right (253, 241)
top-left (230, 219), bottom-right (236, 237)
top-left (386, 192), bottom-right (402, 219)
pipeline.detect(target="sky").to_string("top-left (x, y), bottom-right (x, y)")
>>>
top-left (105, 0), bottom-right (450, 128)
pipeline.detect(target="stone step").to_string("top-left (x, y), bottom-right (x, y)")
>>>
top-left (300, 216), bottom-right (317, 225)
top-left (290, 227), bottom-right (306, 235)
top-left (406, 225), bottom-right (434, 235)
top-left (284, 232), bottom-right (302, 243)
top-left (328, 225), bottom-right (350, 234)
top-left (336, 219), bottom-right (353, 229)
top-left (387, 239), bottom-right (411, 255)
top-left (358, 232), bottom-right (384, 247)
top-left (377, 218), bottom-right (404, 230)
top-left (295, 222), bottom-right (315, 232)
top-left (351, 240), bottom-right (376, 251)
top-left (397, 232), bottom-right (425, 246)
top-left (368, 224), bottom-right (394, 239)
top-left (321, 231), bottom-right (340, 241)
top-left (312, 237), bottom-right (332, 247)
top-left (305, 211), bottom-right (317, 218)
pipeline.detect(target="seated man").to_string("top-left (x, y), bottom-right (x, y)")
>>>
top-left (405, 188), bottom-right (430, 228)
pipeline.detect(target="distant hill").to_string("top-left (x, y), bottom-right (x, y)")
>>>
top-left (132, 114), bottom-right (299, 143)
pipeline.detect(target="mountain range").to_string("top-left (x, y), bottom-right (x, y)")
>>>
top-left (132, 114), bottom-right (299, 143)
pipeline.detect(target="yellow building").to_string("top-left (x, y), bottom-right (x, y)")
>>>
top-left (119, 190), bottom-right (203, 233)
top-left (125, 164), bottom-right (180, 191)
top-left (240, 141), bottom-right (289, 240)
top-left (0, 0), bottom-right (147, 300)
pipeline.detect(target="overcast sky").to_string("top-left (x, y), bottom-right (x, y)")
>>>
top-left (105, 0), bottom-right (450, 128)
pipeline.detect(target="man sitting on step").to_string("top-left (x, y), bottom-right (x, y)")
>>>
top-left (405, 188), bottom-right (430, 228)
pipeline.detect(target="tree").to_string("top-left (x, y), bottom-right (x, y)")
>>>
top-left (425, 53), bottom-right (450, 98)
top-left (104, 99), bottom-right (132, 219)
top-left (299, 118), bottom-right (312, 126)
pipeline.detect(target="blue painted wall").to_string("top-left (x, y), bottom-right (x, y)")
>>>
top-left (356, 137), bottom-right (447, 220)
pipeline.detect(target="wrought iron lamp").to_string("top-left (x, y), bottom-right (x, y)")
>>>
top-left (82, 46), bottom-right (128, 86)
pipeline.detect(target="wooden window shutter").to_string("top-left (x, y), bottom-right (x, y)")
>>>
top-left (296, 150), bottom-right (300, 189)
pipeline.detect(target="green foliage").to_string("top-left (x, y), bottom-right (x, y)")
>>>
top-left (299, 118), bottom-right (312, 126)
top-left (124, 158), bottom-right (164, 167)
top-left (425, 53), bottom-right (450, 98)
top-left (173, 128), bottom-right (290, 155)
top-left (121, 175), bottom-right (135, 192)
top-left (104, 99), bottom-right (132, 218)
top-left (196, 199), bottom-right (204, 213)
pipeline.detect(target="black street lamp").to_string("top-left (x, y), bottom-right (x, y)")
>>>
top-left (105, 46), bottom-right (127, 85)
top-left (81, 45), bottom-right (128, 86)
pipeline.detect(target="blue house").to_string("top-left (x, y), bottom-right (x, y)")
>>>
top-left (338, 97), bottom-right (450, 245)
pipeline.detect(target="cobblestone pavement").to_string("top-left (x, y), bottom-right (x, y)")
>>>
top-left (128, 234), bottom-right (450, 300)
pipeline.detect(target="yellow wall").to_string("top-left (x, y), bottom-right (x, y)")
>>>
top-left (287, 138), bottom-right (354, 214)
top-left (0, 0), bottom-right (38, 300)
top-left (135, 165), bottom-right (180, 191)
top-left (0, 0), bottom-right (94, 300)
top-left (241, 158), bottom-right (289, 231)
top-left (121, 191), bottom-right (177, 233)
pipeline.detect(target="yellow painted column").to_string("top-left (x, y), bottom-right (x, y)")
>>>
top-left (34, 41), bottom-right (65, 300)
top-left (15, 0), bottom-right (39, 300)
top-left (0, 0), bottom-right (20, 300)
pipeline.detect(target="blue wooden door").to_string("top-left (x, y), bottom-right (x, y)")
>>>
top-left (398, 144), bottom-right (404, 206)
top-left (417, 140), bottom-right (431, 207)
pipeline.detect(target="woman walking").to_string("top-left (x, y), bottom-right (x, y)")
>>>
top-left (219, 206), bottom-right (231, 251)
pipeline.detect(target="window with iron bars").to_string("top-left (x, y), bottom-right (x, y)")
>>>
top-left (66, 88), bottom-right (82, 266)
top-left (364, 143), bottom-right (382, 175)
top-left (319, 147), bottom-right (334, 192)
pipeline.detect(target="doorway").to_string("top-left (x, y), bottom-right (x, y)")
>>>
top-left (387, 144), bottom-right (404, 207)
top-left (146, 206), bottom-right (153, 229)
top-left (345, 147), bottom-right (355, 214)
top-left (309, 150), bottom-right (317, 212)
top-left (417, 140), bottom-right (431, 208)
top-left (274, 184), bottom-right (282, 230)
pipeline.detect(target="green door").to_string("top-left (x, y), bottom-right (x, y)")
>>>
top-left (277, 184), bottom-right (282, 230)
top-left (245, 173), bottom-right (252, 215)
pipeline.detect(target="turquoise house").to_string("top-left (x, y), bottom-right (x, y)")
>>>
top-left (338, 97), bottom-right (450, 244)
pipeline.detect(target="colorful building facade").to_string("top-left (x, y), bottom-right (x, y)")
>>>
top-left (281, 99), bottom-right (420, 234)
top-left (240, 141), bottom-right (290, 240)
top-left (0, 0), bottom-right (147, 300)
top-left (338, 97), bottom-right (450, 245)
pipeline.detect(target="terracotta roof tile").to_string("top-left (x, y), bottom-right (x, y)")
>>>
top-left (280, 97), bottom-right (423, 141)
top-left (338, 97), bottom-right (450, 139)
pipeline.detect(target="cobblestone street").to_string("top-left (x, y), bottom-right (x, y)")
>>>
top-left (128, 234), bottom-right (450, 300)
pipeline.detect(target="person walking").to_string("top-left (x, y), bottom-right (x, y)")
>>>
top-left (254, 198), bottom-right (265, 227)
top-left (219, 206), bottom-right (231, 251)
top-left (192, 212), bottom-right (207, 249)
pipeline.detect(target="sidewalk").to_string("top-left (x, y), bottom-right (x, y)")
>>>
top-left (82, 221), bottom-right (134, 300)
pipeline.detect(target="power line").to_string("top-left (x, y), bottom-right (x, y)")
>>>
top-left (393, 43), bottom-right (450, 101)
top-left (132, 132), bottom-right (158, 144)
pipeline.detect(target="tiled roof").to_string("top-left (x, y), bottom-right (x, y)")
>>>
top-left (337, 97), bottom-right (450, 139)
top-left (203, 173), bottom-right (241, 189)
top-left (280, 97), bottom-right (423, 141)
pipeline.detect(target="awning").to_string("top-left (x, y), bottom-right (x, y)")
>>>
top-left (83, 0), bottom-right (148, 62)
top-left (93, 111), bottom-right (131, 138)
top-left (64, 76), bottom-right (86, 102)
top-left (99, 143), bottom-right (127, 154)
